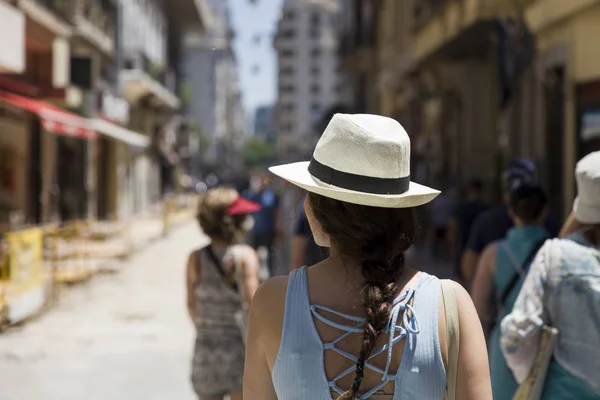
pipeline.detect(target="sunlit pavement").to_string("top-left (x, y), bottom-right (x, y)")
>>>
top-left (0, 223), bottom-right (208, 400)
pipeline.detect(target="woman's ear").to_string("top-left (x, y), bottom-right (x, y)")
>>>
top-left (304, 197), bottom-right (331, 248)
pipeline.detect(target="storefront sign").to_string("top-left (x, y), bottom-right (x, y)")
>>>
top-left (99, 90), bottom-right (130, 125)
top-left (2, 227), bottom-right (44, 323)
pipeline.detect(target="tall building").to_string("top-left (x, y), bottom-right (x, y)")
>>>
top-left (183, 0), bottom-right (245, 177)
top-left (254, 105), bottom-right (275, 144)
top-left (274, 0), bottom-right (341, 156)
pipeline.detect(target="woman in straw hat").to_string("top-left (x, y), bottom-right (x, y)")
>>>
top-left (243, 114), bottom-right (492, 399)
top-left (501, 151), bottom-right (600, 399)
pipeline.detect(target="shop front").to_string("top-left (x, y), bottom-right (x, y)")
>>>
top-left (0, 89), bottom-right (96, 227)
top-left (93, 87), bottom-right (149, 220)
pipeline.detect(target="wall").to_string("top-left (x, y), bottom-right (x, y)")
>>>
top-left (121, 0), bottom-right (167, 65)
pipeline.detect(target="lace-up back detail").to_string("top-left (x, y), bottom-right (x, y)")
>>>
top-left (272, 267), bottom-right (447, 400)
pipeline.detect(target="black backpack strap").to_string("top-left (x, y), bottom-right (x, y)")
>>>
top-left (499, 238), bottom-right (546, 306)
top-left (204, 245), bottom-right (238, 292)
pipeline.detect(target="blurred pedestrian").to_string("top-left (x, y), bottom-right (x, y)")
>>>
top-left (186, 187), bottom-right (261, 400)
top-left (243, 173), bottom-right (281, 277)
top-left (471, 183), bottom-right (550, 400)
top-left (290, 195), bottom-right (328, 271)
top-left (244, 114), bottom-right (491, 399)
top-left (501, 151), bottom-right (600, 400)
top-left (447, 179), bottom-right (488, 279)
top-left (461, 159), bottom-right (559, 284)
top-left (428, 188), bottom-right (455, 259)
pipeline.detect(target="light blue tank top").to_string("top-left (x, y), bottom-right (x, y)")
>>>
top-left (272, 267), bottom-right (447, 399)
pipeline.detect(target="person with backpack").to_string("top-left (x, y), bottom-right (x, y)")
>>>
top-left (500, 151), bottom-right (600, 399)
top-left (186, 187), bottom-right (261, 400)
top-left (471, 182), bottom-right (550, 400)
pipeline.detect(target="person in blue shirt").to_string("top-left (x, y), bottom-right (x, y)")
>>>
top-left (243, 173), bottom-right (280, 277)
top-left (461, 159), bottom-right (559, 284)
top-left (471, 182), bottom-right (550, 400)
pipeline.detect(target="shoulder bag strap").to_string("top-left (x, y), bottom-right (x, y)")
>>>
top-left (441, 280), bottom-right (460, 400)
top-left (204, 245), bottom-right (238, 291)
top-left (499, 238), bottom-right (546, 306)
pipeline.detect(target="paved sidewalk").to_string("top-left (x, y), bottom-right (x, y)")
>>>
top-left (0, 223), bottom-right (208, 400)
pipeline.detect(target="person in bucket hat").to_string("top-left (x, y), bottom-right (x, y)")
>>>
top-left (501, 151), bottom-right (600, 399)
top-left (243, 114), bottom-right (492, 400)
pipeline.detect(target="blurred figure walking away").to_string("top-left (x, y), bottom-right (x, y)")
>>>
top-left (428, 188), bottom-right (455, 259)
top-left (461, 159), bottom-right (559, 286)
top-left (447, 179), bottom-right (488, 281)
top-left (243, 173), bottom-right (281, 277)
top-left (186, 187), bottom-right (261, 400)
top-left (471, 183), bottom-right (549, 400)
top-left (501, 151), bottom-right (600, 400)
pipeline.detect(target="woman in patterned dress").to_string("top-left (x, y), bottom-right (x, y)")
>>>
top-left (186, 187), bottom-right (261, 400)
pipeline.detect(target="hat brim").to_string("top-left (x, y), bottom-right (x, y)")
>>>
top-left (226, 197), bottom-right (261, 215)
top-left (573, 197), bottom-right (600, 224)
top-left (270, 161), bottom-right (440, 208)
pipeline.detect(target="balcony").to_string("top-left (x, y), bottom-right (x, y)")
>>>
top-left (120, 52), bottom-right (180, 110)
top-left (412, 0), bottom-right (539, 64)
top-left (70, 0), bottom-right (117, 57)
top-left (338, 0), bottom-right (378, 71)
top-left (18, 0), bottom-right (72, 37)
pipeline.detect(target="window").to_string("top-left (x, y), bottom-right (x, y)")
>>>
top-left (311, 66), bottom-right (320, 76)
top-left (285, 10), bottom-right (295, 20)
top-left (311, 103), bottom-right (321, 112)
top-left (279, 85), bottom-right (295, 94)
top-left (310, 84), bottom-right (320, 94)
top-left (284, 103), bottom-right (295, 112)
top-left (311, 48), bottom-right (321, 58)
top-left (282, 29), bottom-right (295, 39)
top-left (280, 66), bottom-right (294, 75)
top-left (281, 49), bottom-right (295, 58)
top-left (310, 29), bottom-right (320, 39)
top-left (311, 12), bottom-right (320, 27)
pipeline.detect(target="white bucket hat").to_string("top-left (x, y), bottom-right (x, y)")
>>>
top-left (269, 113), bottom-right (440, 208)
top-left (573, 151), bottom-right (600, 224)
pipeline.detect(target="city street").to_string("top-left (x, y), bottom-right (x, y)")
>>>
top-left (0, 223), bottom-right (208, 400)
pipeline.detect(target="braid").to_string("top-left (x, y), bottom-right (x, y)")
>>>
top-left (337, 255), bottom-right (404, 400)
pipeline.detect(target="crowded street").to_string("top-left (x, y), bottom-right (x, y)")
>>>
top-left (0, 223), bottom-right (207, 400)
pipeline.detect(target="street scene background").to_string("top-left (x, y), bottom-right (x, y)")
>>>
top-left (1, 0), bottom-right (600, 399)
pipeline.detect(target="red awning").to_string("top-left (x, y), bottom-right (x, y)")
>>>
top-left (0, 90), bottom-right (97, 140)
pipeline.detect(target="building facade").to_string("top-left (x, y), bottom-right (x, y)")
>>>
top-left (274, 0), bottom-right (341, 157)
top-left (183, 0), bottom-right (246, 178)
top-left (0, 0), bottom-right (209, 230)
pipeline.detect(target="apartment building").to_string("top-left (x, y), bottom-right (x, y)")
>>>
top-left (183, 0), bottom-right (246, 177)
top-left (274, 0), bottom-right (341, 156)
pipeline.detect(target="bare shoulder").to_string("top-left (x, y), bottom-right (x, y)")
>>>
top-left (252, 275), bottom-right (289, 312)
top-left (249, 275), bottom-right (290, 366)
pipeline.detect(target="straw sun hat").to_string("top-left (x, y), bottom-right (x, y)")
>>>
top-left (269, 114), bottom-right (440, 208)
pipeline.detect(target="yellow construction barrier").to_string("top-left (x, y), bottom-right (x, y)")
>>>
top-left (0, 227), bottom-right (45, 325)
top-left (48, 221), bottom-right (93, 284)
top-left (0, 194), bottom-right (197, 329)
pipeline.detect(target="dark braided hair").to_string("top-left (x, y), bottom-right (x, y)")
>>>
top-left (308, 193), bottom-right (417, 399)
